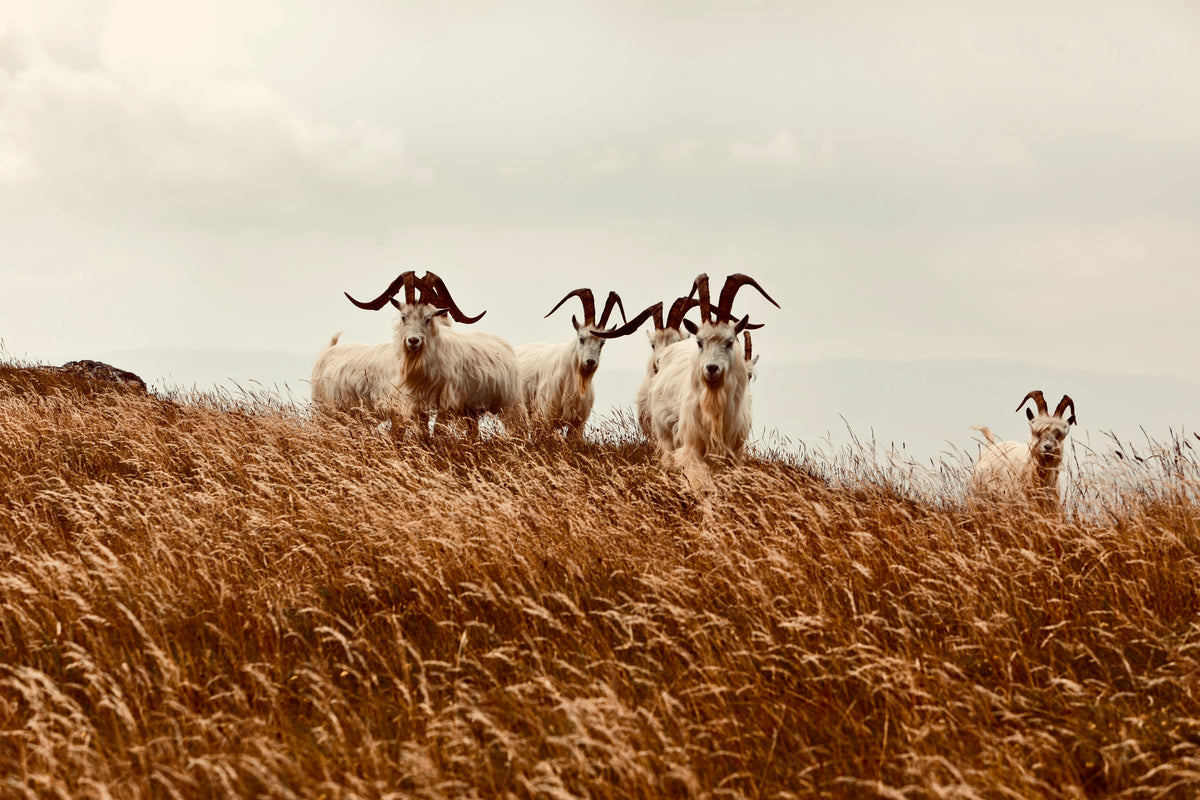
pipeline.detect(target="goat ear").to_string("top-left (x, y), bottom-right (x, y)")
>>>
top-left (572, 315), bottom-right (581, 332)
top-left (733, 315), bottom-right (750, 334)
top-left (1067, 414), bottom-right (1077, 426)
top-left (1026, 408), bottom-right (1035, 422)
top-left (390, 298), bottom-right (402, 310)
top-left (682, 319), bottom-right (699, 335)
top-left (433, 307), bottom-right (450, 318)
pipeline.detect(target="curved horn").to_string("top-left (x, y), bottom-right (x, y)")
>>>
top-left (545, 289), bottom-right (596, 325)
top-left (420, 272), bottom-right (486, 324)
top-left (1015, 390), bottom-right (1049, 416)
top-left (593, 302), bottom-right (663, 339)
top-left (1053, 394), bottom-right (1077, 425)
top-left (665, 296), bottom-right (699, 331)
top-left (344, 270), bottom-right (418, 310)
top-left (598, 291), bottom-right (626, 328)
top-left (715, 274), bottom-right (780, 323)
top-left (686, 274), bottom-right (713, 324)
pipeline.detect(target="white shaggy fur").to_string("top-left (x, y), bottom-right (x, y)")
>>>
top-left (648, 319), bottom-right (753, 474)
top-left (969, 391), bottom-right (1076, 509)
top-left (311, 304), bottom-right (525, 437)
top-left (633, 326), bottom-right (689, 436)
top-left (516, 336), bottom-right (602, 438)
top-left (311, 331), bottom-right (410, 420)
top-left (388, 302), bottom-right (526, 436)
top-left (515, 291), bottom-right (623, 438)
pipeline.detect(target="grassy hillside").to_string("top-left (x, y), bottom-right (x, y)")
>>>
top-left (2, 366), bottom-right (1200, 798)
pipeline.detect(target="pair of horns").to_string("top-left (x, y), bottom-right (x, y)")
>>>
top-left (596, 274), bottom-right (778, 340)
top-left (545, 289), bottom-right (627, 329)
top-left (594, 296), bottom-right (698, 340)
top-left (1016, 390), bottom-right (1077, 425)
top-left (344, 271), bottom-right (485, 324)
top-left (688, 273), bottom-right (780, 328)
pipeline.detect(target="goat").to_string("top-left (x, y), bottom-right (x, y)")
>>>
top-left (515, 289), bottom-right (626, 439)
top-left (595, 295), bottom-right (699, 436)
top-left (311, 271), bottom-right (526, 438)
top-left (969, 390), bottom-right (1077, 509)
top-left (646, 274), bottom-right (779, 482)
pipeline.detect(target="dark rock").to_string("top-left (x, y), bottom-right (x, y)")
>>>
top-left (0, 360), bottom-right (149, 396)
top-left (60, 360), bottom-right (148, 393)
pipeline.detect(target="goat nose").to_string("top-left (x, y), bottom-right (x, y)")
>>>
top-left (584, 358), bottom-right (597, 369)
top-left (705, 363), bottom-right (720, 376)
top-left (407, 337), bottom-right (421, 348)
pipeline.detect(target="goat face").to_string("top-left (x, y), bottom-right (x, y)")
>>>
top-left (571, 319), bottom-right (609, 377)
top-left (393, 303), bottom-right (450, 356)
top-left (683, 318), bottom-right (746, 387)
top-left (1028, 416), bottom-right (1070, 465)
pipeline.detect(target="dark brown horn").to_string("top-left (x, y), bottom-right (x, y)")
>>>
top-left (715, 274), bottom-right (780, 324)
top-left (344, 270), bottom-right (418, 310)
top-left (686, 274), bottom-right (713, 324)
top-left (598, 292), bottom-right (626, 328)
top-left (545, 289), bottom-right (596, 326)
top-left (420, 272), bottom-right (486, 324)
top-left (743, 331), bottom-right (753, 362)
top-left (593, 302), bottom-right (663, 339)
top-left (1015, 390), bottom-right (1049, 416)
top-left (1053, 394), bottom-right (1077, 425)
top-left (665, 296), bottom-right (698, 331)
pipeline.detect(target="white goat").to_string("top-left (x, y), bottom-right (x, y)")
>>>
top-left (594, 296), bottom-right (697, 437)
top-left (646, 274), bottom-right (779, 482)
top-left (515, 288), bottom-right (626, 439)
top-left (970, 390), bottom-right (1077, 509)
top-left (311, 271), bottom-right (526, 438)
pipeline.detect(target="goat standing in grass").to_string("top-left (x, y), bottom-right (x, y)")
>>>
top-left (970, 390), bottom-right (1077, 510)
top-left (312, 271), bottom-right (526, 438)
top-left (647, 273), bottom-right (779, 484)
top-left (595, 295), bottom-right (698, 437)
top-left (515, 289), bottom-right (626, 439)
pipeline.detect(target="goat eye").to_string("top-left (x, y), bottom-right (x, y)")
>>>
top-left (724, 340), bottom-right (733, 349)
top-left (696, 340), bottom-right (704, 350)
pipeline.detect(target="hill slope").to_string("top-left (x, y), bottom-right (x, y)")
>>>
top-left (2, 370), bottom-right (1200, 796)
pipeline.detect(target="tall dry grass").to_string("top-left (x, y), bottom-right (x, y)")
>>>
top-left (2, 363), bottom-right (1200, 798)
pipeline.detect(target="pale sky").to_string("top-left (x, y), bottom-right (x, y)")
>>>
top-left (3, 0), bottom-right (1200, 390)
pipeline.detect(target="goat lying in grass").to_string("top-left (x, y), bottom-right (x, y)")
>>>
top-left (970, 390), bottom-right (1077, 510)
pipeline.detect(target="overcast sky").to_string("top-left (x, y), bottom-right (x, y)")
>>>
top-left (3, 0), bottom-right (1199, 389)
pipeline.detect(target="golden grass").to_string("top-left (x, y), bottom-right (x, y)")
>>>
top-left (2, 364), bottom-right (1200, 798)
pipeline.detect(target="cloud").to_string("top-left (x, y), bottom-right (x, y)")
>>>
top-left (660, 138), bottom-right (702, 167)
top-left (730, 129), bottom-right (835, 171)
top-left (730, 129), bottom-right (801, 165)
top-left (592, 148), bottom-right (635, 174)
top-left (0, 5), bottom-right (431, 229)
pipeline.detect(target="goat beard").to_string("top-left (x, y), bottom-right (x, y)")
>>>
top-left (575, 369), bottom-right (595, 399)
top-left (697, 379), bottom-right (733, 455)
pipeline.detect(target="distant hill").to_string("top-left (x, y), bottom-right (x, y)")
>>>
top-left (88, 348), bottom-right (1200, 464)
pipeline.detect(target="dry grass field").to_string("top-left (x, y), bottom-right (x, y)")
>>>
top-left (2, 362), bottom-right (1200, 799)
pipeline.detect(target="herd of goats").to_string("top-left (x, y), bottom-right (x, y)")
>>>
top-left (310, 270), bottom-right (1078, 504)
